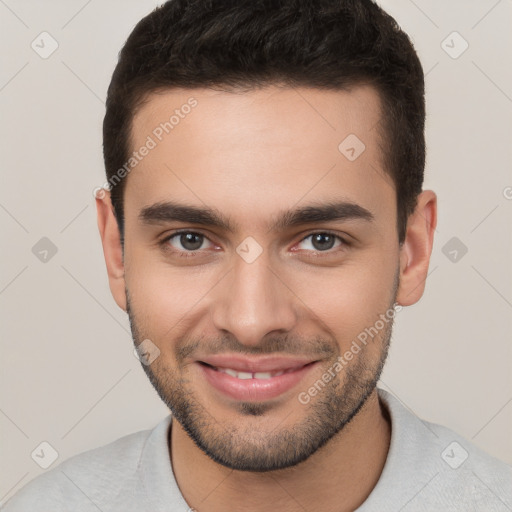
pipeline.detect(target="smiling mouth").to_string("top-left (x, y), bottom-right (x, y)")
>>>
top-left (197, 360), bottom-right (319, 402)
top-left (198, 361), bottom-right (312, 380)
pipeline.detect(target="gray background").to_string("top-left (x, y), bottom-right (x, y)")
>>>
top-left (1, 0), bottom-right (511, 503)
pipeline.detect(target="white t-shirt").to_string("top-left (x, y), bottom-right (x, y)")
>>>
top-left (2, 388), bottom-right (511, 511)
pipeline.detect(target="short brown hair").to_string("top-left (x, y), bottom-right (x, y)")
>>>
top-left (103, 0), bottom-right (425, 244)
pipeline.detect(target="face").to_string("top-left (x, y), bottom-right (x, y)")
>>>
top-left (100, 85), bottom-right (429, 472)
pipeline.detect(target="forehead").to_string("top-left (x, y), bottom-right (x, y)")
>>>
top-left (125, 85), bottom-right (395, 231)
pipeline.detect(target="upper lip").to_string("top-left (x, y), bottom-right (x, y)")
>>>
top-left (197, 354), bottom-right (316, 373)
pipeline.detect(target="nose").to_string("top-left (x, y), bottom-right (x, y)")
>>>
top-left (210, 251), bottom-right (298, 347)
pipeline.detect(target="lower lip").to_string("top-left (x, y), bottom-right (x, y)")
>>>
top-left (198, 362), bottom-right (317, 402)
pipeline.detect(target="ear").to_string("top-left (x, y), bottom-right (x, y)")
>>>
top-left (96, 189), bottom-right (127, 311)
top-left (396, 190), bottom-right (437, 306)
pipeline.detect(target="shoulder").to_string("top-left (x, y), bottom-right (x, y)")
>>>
top-left (423, 418), bottom-right (512, 505)
top-left (368, 389), bottom-right (512, 511)
top-left (1, 421), bottom-right (165, 512)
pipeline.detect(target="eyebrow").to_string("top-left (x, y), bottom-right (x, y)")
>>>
top-left (138, 200), bottom-right (374, 233)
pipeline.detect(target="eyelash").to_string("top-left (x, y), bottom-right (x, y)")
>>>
top-left (159, 230), bottom-right (350, 258)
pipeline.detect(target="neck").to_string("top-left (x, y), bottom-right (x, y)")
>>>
top-left (170, 388), bottom-right (391, 512)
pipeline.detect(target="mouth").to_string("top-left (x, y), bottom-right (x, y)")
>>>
top-left (200, 362), bottom-right (309, 379)
top-left (196, 356), bottom-right (319, 402)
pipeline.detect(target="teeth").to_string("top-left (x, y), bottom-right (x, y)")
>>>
top-left (216, 367), bottom-right (287, 379)
top-left (254, 372), bottom-right (272, 379)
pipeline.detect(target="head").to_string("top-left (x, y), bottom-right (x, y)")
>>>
top-left (97, 0), bottom-right (436, 472)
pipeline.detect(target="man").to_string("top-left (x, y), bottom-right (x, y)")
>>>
top-left (3, 0), bottom-right (511, 510)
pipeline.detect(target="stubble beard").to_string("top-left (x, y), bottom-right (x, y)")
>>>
top-left (126, 281), bottom-right (397, 472)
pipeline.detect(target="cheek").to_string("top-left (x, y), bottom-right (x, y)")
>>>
top-left (124, 245), bottom-right (218, 339)
top-left (287, 255), bottom-right (397, 347)
top-left (124, 227), bottom-right (399, 352)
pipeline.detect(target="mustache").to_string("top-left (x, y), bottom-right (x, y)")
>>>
top-left (126, 294), bottom-right (336, 362)
top-left (175, 333), bottom-right (337, 363)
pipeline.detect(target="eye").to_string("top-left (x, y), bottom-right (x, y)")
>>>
top-left (160, 230), bottom-right (348, 258)
top-left (296, 232), bottom-right (345, 252)
top-left (165, 231), bottom-right (215, 252)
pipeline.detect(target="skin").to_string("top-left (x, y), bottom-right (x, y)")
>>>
top-left (96, 85), bottom-right (437, 511)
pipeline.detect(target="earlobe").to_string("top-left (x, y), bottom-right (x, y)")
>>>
top-left (396, 190), bottom-right (437, 307)
top-left (96, 190), bottom-right (127, 311)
